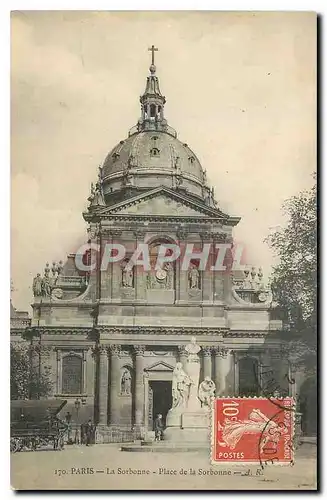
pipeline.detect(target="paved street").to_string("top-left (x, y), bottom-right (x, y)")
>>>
top-left (11, 442), bottom-right (317, 491)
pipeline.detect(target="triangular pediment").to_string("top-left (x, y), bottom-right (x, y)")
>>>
top-left (98, 187), bottom-right (233, 220)
top-left (145, 361), bottom-right (175, 372)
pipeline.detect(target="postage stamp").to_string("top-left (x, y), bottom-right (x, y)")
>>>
top-left (211, 397), bottom-right (295, 466)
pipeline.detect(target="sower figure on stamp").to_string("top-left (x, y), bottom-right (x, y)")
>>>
top-left (154, 413), bottom-right (164, 441)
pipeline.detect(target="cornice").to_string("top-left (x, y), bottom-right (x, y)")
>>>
top-left (29, 327), bottom-right (94, 336)
top-left (97, 186), bottom-right (229, 218)
top-left (99, 215), bottom-right (228, 224)
top-left (98, 326), bottom-right (228, 336)
top-left (223, 330), bottom-right (270, 338)
top-left (26, 326), bottom-right (277, 339)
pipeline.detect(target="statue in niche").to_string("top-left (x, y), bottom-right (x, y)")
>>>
top-left (32, 273), bottom-right (43, 297)
top-left (171, 362), bottom-right (192, 410)
top-left (163, 261), bottom-right (174, 289)
top-left (198, 377), bottom-right (216, 408)
top-left (122, 261), bottom-right (134, 288)
top-left (121, 369), bottom-right (132, 395)
top-left (188, 264), bottom-right (200, 289)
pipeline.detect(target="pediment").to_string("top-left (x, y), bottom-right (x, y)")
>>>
top-left (145, 361), bottom-right (175, 372)
top-left (98, 187), bottom-right (229, 219)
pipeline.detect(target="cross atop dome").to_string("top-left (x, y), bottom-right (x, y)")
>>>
top-left (134, 46), bottom-right (178, 136)
top-left (148, 44), bottom-right (158, 74)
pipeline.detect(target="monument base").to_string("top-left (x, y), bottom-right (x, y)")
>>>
top-left (121, 409), bottom-right (211, 452)
top-left (164, 408), bottom-right (211, 444)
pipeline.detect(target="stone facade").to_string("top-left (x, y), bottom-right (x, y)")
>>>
top-left (16, 54), bottom-right (292, 442)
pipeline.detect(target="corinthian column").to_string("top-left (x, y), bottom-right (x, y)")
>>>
top-left (109, 345), bottom-right (121, 426)
top-left (134, 345), bottom-right (145, 428)
top-left (202, 347), bottom-right (212, 380)
top-left (98, 346), bottom-right (109, 425)
top-left (214, 347), bottom-right (234, 396)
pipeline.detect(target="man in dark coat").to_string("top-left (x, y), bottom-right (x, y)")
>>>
top-left (154, 413), bottom-right (164, 442)
top-left (85, 419), bottom-right (94, 446)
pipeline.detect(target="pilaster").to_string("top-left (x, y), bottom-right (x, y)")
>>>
top-left (109, 344), bottom-right (121, 426)
top-left (98, 345), bottom-right (109, 425)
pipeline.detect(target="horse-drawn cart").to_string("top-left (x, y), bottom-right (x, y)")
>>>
top-left (10, 399), bottom-right (68, 453)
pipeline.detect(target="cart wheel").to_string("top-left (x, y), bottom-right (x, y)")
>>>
top-left (10, 438), bottom-right (20, 453)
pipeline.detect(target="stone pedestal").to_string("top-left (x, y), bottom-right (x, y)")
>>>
top-left (165, 408), bottom-right (210, 444)
top-left (164, 338), bottom-right (212, 449)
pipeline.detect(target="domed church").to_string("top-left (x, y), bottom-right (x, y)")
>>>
top-left (26, 48), bottom-right (291, 442)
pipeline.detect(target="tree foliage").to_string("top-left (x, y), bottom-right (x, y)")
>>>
top-left (266, 176), bottom-right (317, 375)
top-left (10, 342), bottom-right (53, 400)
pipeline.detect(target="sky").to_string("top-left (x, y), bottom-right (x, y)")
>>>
top-left (11, 11), bottom-right (316, 312)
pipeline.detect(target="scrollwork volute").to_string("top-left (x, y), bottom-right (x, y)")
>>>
top-left (213, 346), bottom-right (229, 358)
top-left (202, 346), bottom-right (212, 357)
top-left (133, 229), bottom-right (145, 239)
top-left (134, 345), bottom-right (145, 356)
top-left (177, 345), bottom-right (188, 356)
top-left (99, 345), bottom-right (109, 356)
top-left (176, 228), bottom-right (188, 240)
top-left (109, 344), bottom-right (121, 357)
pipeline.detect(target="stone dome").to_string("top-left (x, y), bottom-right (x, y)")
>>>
top-left (87, 55), bottom-right (217, 210)
top-left (102, 130), bottom-right (206, 200)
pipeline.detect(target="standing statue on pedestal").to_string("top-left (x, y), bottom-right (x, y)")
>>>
top-left (165, 338), bottom-right (212, 444)
top-left (171, 362), bottom-right (192, 410)
top-left (32, 273), bottom-right (43, 296)
top-left (41, 275), bottom-right (52, 297)
top-left (198, 377), bottom-right (216, 408)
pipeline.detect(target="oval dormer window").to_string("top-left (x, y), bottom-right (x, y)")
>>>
top-left (150, 147), bottom-right (160, 157)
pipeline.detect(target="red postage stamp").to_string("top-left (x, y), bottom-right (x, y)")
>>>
top-left (212, 397), bottom-right (295, 465)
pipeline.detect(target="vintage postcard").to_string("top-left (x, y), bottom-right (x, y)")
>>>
top-left (10, 11), bottom-right (317, 491)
